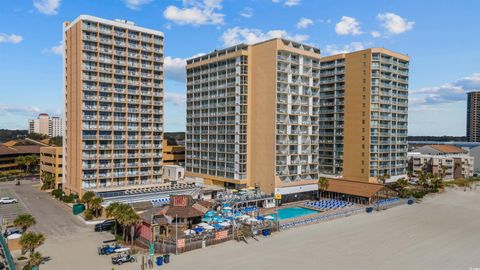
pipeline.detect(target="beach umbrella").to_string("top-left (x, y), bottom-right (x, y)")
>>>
top-left (225, 216), bottom-right (235, 221)
top-left (265, 215), bottom-right (275, 220)
top-left (204, 225), bottom-right (215, 230)
top-left (257, 216), bottom-right (265, 221)
top-left (197, 222), bottom-right (209, 227)
top-left (205, 210), bottom-right (216, 217)
top-left (193, 227), bottom-right (204, 233)
top-left (201, 217), bottom-right (213, 222)
top-left (222, 203), bottom-right (231, 207)
top-left (213, 224), bottom-right (223, 230)
top-left (213, 216), bottom-right (225, 223)
top-left (219, 222), bottom-right (231, 227)
top-left (223, 206), bottom-right (233, 210)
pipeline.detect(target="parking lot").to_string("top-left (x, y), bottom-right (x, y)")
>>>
top-left (1, 180), bottom-right (146, 269)
top-left (0, 184), bottom-right (27, 226)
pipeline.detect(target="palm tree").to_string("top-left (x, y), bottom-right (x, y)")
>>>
top-left (378, 173), bottom-right (390, 185)
top-left (317, 177), bottom-right (329, 199)
top-left (90, 197), bottom-right (104, 218)
top-left (107, 203), bottom-right (130, 238)
top-left (41, 171), bottom-right (55, 190)
top-left (28, 251), bottom-right (43, 268)
top-left (14, 214), bottom-right (36, 232)
top-left (122, 208), bottom-right (141, 248)
top-left (15, 156), bottom-right (26, 174)
top-left (81, 191), bottom-right (96, 209)
top-left (396, 178), bottom-right (408, 191)
top-left (19, 232), bottom-right (45, 255)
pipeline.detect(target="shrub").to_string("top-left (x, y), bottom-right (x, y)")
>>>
top-left (17, 256), bottom-right (28, 261)
top-left (84, 209), bottom-right (94, 220)
top-left (51, 189), bottom-right (63, 199)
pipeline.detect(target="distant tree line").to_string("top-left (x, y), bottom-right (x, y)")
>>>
top-left (0, 129), bottom-right (28, 143)
top-left (408, 136), bottom-right (467, 142)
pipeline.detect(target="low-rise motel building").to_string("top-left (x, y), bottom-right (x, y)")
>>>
top-left (0, 143), bottom-right (41, 174)
top-left (40, 146), bottom-right (63, 189)
top-left (185, 38), bottom-right (409, 203)
top-left (162, 139), bottom-right (185, 166)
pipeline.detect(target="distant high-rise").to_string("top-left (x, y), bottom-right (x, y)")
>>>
top-left (29, 113), bottom-right (64, 137)
top-left (467, 91), bottom-right (480, 142)
top-left (63, 15), bottom-right (164, 196)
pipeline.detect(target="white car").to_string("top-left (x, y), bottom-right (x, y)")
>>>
top-left (0, 197), bottom-right (18, 204)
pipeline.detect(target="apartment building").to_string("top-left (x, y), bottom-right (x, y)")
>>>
top-left (63, 15), bottom-right (164, 196)
top-left (40, 146), bottom-right (63, 189)
top-left (467, 91), bottom-right (480, 142)
top-left (408, 152), bottom-right (474, 179)
top-left (162, 140), bottom-right (185, 166)
top-left (29, 114), bottom-right (64, 137)
top-left (186, 38), bottom-right (321, 200)
top-left (319, 49), bottom-right (409, 183)
top-left (49, 116), bottom-right (64, 137)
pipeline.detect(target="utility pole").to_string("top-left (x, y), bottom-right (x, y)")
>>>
top-left (175, 214), bottom-right (178, 255)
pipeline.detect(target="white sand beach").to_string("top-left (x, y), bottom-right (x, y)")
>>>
top-left (163, 188), bottom-right (480, 270)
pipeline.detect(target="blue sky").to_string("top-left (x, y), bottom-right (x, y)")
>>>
top-left (0, 0), bottom-right (479, 135)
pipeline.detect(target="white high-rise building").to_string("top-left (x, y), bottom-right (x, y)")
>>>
top-left (29, 113), bottom-right (64, 137)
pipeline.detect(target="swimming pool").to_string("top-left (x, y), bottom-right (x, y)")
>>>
top-left (277, 207), bottom-right (320, 220)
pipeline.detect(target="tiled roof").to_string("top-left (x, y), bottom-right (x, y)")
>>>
top-left (325, 179), bottom-right (386, 198)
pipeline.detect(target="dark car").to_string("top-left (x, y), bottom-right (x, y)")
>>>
top-left (3, 227), bottom-right (22, 238)
top-left (112, 254), bottom-right (135, 265)
top-left (94, 220), bottom-right (116, 232)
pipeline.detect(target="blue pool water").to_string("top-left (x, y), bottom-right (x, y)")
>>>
top-left (277, 207), bottom-right (319, 220)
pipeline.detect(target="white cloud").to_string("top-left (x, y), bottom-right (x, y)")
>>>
top-left (285, 0), bottom-right (300, 6)
top-left (0, 33), bottom-right (23, 44)
top-left (272, 0), bottom-right (300, 6)
top-left (164, 0), bottom-right (225, 26)
top-left (51, 42), bottom-right (63, 55)
top-left (221, 27), bottom-right (309, 47)
top-left (411, 73), bottom-right (480, 108)
top-left (164, 56), bottom-right (187, 83)
top-left (0, 104), bottom-right (40, 116)
top-left (377, 13), bottom-right (414, 34)
top-left (240, 7), bottom-right (253, 18)
top-left (297, 17), bottom-right (313, 29)
top-left (324, 42), bottom-right (365, 55)
top-left (33, 0), bottom-right (61, 15)
top-left (371, 31), bottom-right (381, 38)
top-left (123, 0), bottom-right (152, 10)
top-left (335, 16), bottom-right (362, 35)
top-left (165, 92), bottom-right (186, 107)
top-left (164, 53), bottom-right (205, 82)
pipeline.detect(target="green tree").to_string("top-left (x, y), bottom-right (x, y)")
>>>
top-left (378, 173), bottom-right (390, 185)
top-left (19, 232), bottom-right (45, 255)
top-left (15, 156), bottom-right (27, 174)
top-left (40, 171), bottom-right (55, 190)
top-left (317, 177), bottom-right (329, 199)
top-left (122, 208), bottom-right (141, 248)
top-left (81, 191), bottom-right (96, 209)
top-left (90, 196), bottom-right (104, 218)
top-left (28, 251), bottom-right (43, 268)
top-left (396, 178), bottom-right (408, 192)
top-left (14, 214), bottom-right (37, 232)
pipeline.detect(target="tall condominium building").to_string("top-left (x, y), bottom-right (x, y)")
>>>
top-left (63, 15), bottom-right (164, 196)
top-left (49, 116), bottom-right (64, 137)
top-left (29, 113), bottom-right (50, 135)
top-left (186, 38), bottom-right (321, 199)
top-left (320, 49), bottom-right (409, 183)
top-left (466, 91), bottom-right (480, 142)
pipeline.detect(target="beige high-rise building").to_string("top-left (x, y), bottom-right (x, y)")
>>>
top-left (29, 113), bottom-right (50, 135)
top-left (186, 38), bottom-right (321, 201)
top-left (320, 48), bottom-right (409, 183)
top-left (63, 15), bottom-right (164, 196)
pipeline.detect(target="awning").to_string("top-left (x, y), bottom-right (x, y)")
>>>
top-left (325, 179), bottom-right (386, 198)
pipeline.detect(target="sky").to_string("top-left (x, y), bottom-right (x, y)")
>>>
top-left (0, 0), bottom-right (479, 136)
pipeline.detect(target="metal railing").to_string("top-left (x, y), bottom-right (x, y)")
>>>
top-left (0, 234), bottom-right (16, 270)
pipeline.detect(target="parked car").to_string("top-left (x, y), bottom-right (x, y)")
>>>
top-left (0, 197), bottom-right (18, 204)
top-left (98, 244), bottom-right (121, 255)
top-left (112, 254), bottom-right (135, 265)
top-left (94, 219), bottom-right (116, 232)
top-left (3, 227), bottom-right (22, 238)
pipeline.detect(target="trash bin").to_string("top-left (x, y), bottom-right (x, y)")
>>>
top-left (72, 204), bottom-right (85, 215)
top-left (262, 229), bottom-right (270, 236)
top-left (366, 207), bottom-right (373, 213)
top-left (407, 199), bottom-right (414, 205)
top-left (164, 254), bottom-right (170, 264)
top-left (156, 256), bottom-right (163, 266)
